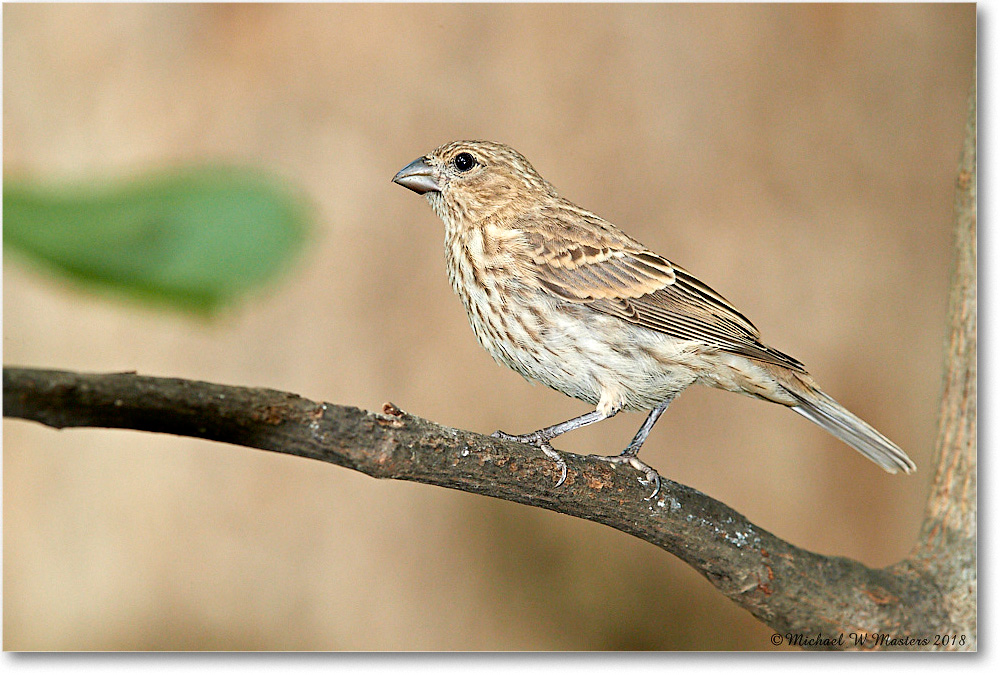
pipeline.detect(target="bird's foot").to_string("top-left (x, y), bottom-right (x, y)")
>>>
top-left (593, 454), bottom-right (661, 501)
top-left (492, 430), bottom-right (567, 488)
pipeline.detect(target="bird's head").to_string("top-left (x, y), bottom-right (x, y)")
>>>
top-left (392, 140), bottom-right (556, 226)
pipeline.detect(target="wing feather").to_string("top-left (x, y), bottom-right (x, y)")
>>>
top-left (520, 213), bottom-right (805, 372)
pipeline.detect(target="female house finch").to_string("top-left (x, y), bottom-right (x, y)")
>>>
top-left (393, 140), bottom-right (915, 498)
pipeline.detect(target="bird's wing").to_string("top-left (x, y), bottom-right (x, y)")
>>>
top-left (519, 213), bottom-right (806, 372)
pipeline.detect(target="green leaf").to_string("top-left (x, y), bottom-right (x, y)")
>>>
top-left (3, 166), bottom-right (311, 313)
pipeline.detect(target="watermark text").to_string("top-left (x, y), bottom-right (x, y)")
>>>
top-left (770, 631), bottom-right (967, 649)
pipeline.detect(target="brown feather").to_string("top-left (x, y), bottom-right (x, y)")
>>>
top-left (520, 204), bottom-right (806, 372)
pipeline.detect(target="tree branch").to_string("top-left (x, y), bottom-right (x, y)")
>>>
top-left (0, 365), bottom-right (950, 648)
top-left (899, 69), bottom-right (977, 646)
top-left (3, 77), bottom-right (976, 652)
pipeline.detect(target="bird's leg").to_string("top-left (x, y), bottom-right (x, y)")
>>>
top-left (492, 408), bottom-right (614, 445)
top-left (492, 408), bottom-right (617, 488)
top-left (622, 400), bottom-right (671, 457)
top-left (594, 398), bottom-right (673, 501)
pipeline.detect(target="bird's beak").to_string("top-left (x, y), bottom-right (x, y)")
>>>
top-left (392, 157), bottom-right (441, 195)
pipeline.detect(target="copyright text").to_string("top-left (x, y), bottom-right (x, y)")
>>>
top-left (770, 632), bottom-right (967, 648)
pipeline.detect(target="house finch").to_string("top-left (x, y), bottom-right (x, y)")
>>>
top-left (393, 140), bottom-right (915, 498)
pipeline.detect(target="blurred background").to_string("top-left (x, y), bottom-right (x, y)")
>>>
top-left (3, 3), bottom-right (975, 650)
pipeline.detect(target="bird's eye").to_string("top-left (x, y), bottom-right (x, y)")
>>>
top-left (453, 152), bottom-right (478, 172)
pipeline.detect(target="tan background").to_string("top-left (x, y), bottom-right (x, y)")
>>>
top-left (3, 4), bottom-right (975, 650)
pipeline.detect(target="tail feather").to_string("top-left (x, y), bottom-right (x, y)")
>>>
top-left (788, 387), bottom-right (916, 474)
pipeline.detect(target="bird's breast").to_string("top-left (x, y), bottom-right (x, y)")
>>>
top-left (444, 228), bottom-right (524, 365)
top-left (442, 228), bottom-right (702, 411)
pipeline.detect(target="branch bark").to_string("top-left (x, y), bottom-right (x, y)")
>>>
top-left (0, 356), bottom-right (961, 651)
top-left (898, 70), bottom-right (978, 647)
top-left (3, 79), bottom-right (976, 652)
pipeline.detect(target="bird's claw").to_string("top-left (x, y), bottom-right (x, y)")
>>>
top-left (539, 443), bottom-right (568, 488)
top-left (492, 430), bottom-right (567, 488)
top-left (595, 454), bottom-right (661, 501)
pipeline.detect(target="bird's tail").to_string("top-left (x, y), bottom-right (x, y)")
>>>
top-left (781, 373), bottom-right (916, 474)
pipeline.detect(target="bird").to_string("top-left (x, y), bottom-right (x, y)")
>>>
top-left (392, 140), bottom-right (915, 499)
